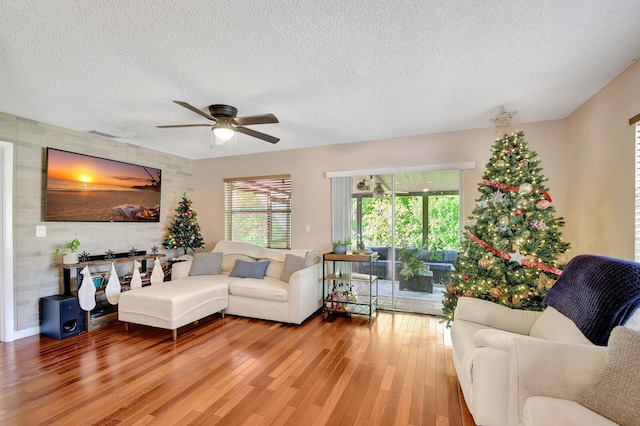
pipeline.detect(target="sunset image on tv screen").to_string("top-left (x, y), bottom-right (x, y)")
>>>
top-left (45, 148), bottom-right (161, 222)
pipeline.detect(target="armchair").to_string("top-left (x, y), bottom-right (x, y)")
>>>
top-left (451, 254), bottom-right (640, 426)
top-left (508, 337), bottom-right (612, 426)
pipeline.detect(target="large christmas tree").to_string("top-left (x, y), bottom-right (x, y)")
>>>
top-left (163, 193), bottom-right (205, 254)
top-left (443, 131), bottom-right (570, 323)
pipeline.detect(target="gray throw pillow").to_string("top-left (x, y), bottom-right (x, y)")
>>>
top-left (189, 252), bottom-right (223, 276)
top-left (229, 259), bottom-right (270, 279)
top-left (280, 254), bottom-right (307, 282)
top-left (579, 326), bottom-right (640, 425)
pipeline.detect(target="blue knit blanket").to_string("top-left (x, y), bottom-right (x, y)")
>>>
top-left (544, 254), bottom-right (640, 346)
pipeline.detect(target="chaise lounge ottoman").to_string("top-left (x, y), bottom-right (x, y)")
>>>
top-left (118, 276), bottom-right (229, 341)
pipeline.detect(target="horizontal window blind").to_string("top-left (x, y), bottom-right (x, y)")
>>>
top-left (636, 124), bottom-right (640, 261)
top-left (224, 175), bottom-right (292, 249)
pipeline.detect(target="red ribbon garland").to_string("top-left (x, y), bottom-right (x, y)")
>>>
top-left (466, 230), bottom-right (563, 276)
top-left (482, 179), bottom-right (552, 202)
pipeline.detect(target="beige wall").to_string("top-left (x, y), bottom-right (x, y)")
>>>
top-left (0, 112), bottom-right (194, 332)
top-left (565, 60), bottom-right (640, 259)
top-left (193, 120), bottom-right (568, 255)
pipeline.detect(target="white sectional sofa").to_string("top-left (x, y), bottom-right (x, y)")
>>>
top-left (119, 240), bottom-right (322, 340)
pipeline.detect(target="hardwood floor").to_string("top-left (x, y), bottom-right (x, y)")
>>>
top-left (0, 311), bottom-right (472, 425)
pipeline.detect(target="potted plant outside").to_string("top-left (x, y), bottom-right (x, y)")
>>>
top-left (53, 239), bottom-right (81, 264)
top-left (398, 247), bottom-right (432, 292)
top-left (332, 239), bottom-right (351, 254)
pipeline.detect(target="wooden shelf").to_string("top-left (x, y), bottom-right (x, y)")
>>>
top-left (56, 254), bottom-right (165, 269)
top-left (323, 252), bottom-right (379, 262)
top-left (326, 273), bottom-right (378, 281)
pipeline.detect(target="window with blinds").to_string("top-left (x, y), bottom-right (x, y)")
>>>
top-left (635, 124), bottom-right (640, 261)
top-left (224, 175), bottom-right (292, 249)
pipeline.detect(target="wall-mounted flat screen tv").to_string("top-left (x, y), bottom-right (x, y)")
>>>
top-left (44, 148), bottom-right (161, 222)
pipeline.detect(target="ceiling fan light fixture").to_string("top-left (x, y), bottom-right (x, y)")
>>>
top-left (373, 183), bottom-right (385, 199)
top-left (213, 124), bottom-right (235, 141)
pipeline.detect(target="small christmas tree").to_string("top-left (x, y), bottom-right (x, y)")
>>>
top-left (163, 193), bottom-right (205, 254)
top-left (443, 130), bottom-right (570, 324)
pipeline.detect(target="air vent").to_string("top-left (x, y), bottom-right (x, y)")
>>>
top-left (88, 129), bottom-right (120, 139)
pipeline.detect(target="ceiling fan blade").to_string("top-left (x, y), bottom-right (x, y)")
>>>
top-left (234, 113), bottom-right (279, 126)
top-left (172, 100), bottom-right (218, 122)
top-left (236, 126), bottom-right (280, 144)
top-left (156, 124), bottom-right (213, 128)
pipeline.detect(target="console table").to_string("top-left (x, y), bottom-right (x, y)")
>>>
top-left (54, 251), bottom-right (165, 331)
top-left (55, 252), bottom-right (164, 296)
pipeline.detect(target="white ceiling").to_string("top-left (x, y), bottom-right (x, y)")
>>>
top-left (2, 1), bottom-right (640, 160)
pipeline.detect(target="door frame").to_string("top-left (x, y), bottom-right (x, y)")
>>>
top-left (1, 141), bottom-right (14, 342)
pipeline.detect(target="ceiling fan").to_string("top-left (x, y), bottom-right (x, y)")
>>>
top-left (356, 176), bottom-right (373, 191)
top-left (157, 101), bottom-right (279, 144)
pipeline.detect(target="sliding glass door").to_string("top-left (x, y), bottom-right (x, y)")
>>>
top-left (350, 170), bottom-right (461, 315)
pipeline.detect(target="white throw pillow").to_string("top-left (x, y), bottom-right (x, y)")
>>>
top-left (529, 307), bottom-right (592, 345)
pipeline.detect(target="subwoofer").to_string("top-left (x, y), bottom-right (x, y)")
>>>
top-left (40, 295), bottom-right (86, 339)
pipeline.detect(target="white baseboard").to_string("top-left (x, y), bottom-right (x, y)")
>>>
top-left (12, 326), bottom-right (40, 341)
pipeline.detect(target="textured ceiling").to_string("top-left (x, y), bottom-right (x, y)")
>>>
top-left (2, 1), bottom-right (640, 160)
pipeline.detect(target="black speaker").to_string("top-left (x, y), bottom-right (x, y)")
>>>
top-left (41, 295), bottom-right (86, 339)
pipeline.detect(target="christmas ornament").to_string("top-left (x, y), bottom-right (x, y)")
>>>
top-left (495, 159), bottom-right (506, 168)
top-left (508, 249), bottom-right (525, 264)
top-left (491, 191), bottom-right (505, 204)
top-left (446, 283), bottom-right (454, 294)
top-left (536, 200), bottom-right (550, 210)
top-left (556, 253), bottom-right (568, 265)
top-left (465, 290), bottom-right (473, 297)
top-left (515, 209), bottom-right (522, 216)
top-left (478, 258), bottom-right (492, 270)
top-left (535, 274), bottom-right (555, 290)
top-left (464, 274), bottom-right (470, 281)
top-left (477, 201), bottom-right (488, 208)
top-left (489, 287), bottom-right (502, 298)
top-left (483, 179), bottom-right (552, 202)
top-left (511, 295), bottom-right (522, 307)
top-left (489, 106), bottom-right (517, 135)
top-left (497, 225), bottom-right (508, 234)
top-left (518, 183), bottom-right (533, 194)
top-left (531, 220), bottom-right (548, 231)
top-left (501, 216), bottom-right (510, 226)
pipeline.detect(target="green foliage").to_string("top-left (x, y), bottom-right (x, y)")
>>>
top-left (398, 247), bottom-right (427, 279)
top-left (442, 131), bottom-right (570, 325)
top-left (332, 238), bottom-right (352, 246)
top-left (355, 194), bottom-right (460, 250)
top-left (163, 193), bottom-right (205, 255)
top-left (427, 195), bottom-right (460, 250)
top-left (53, 238), bottom-right (81, 257)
